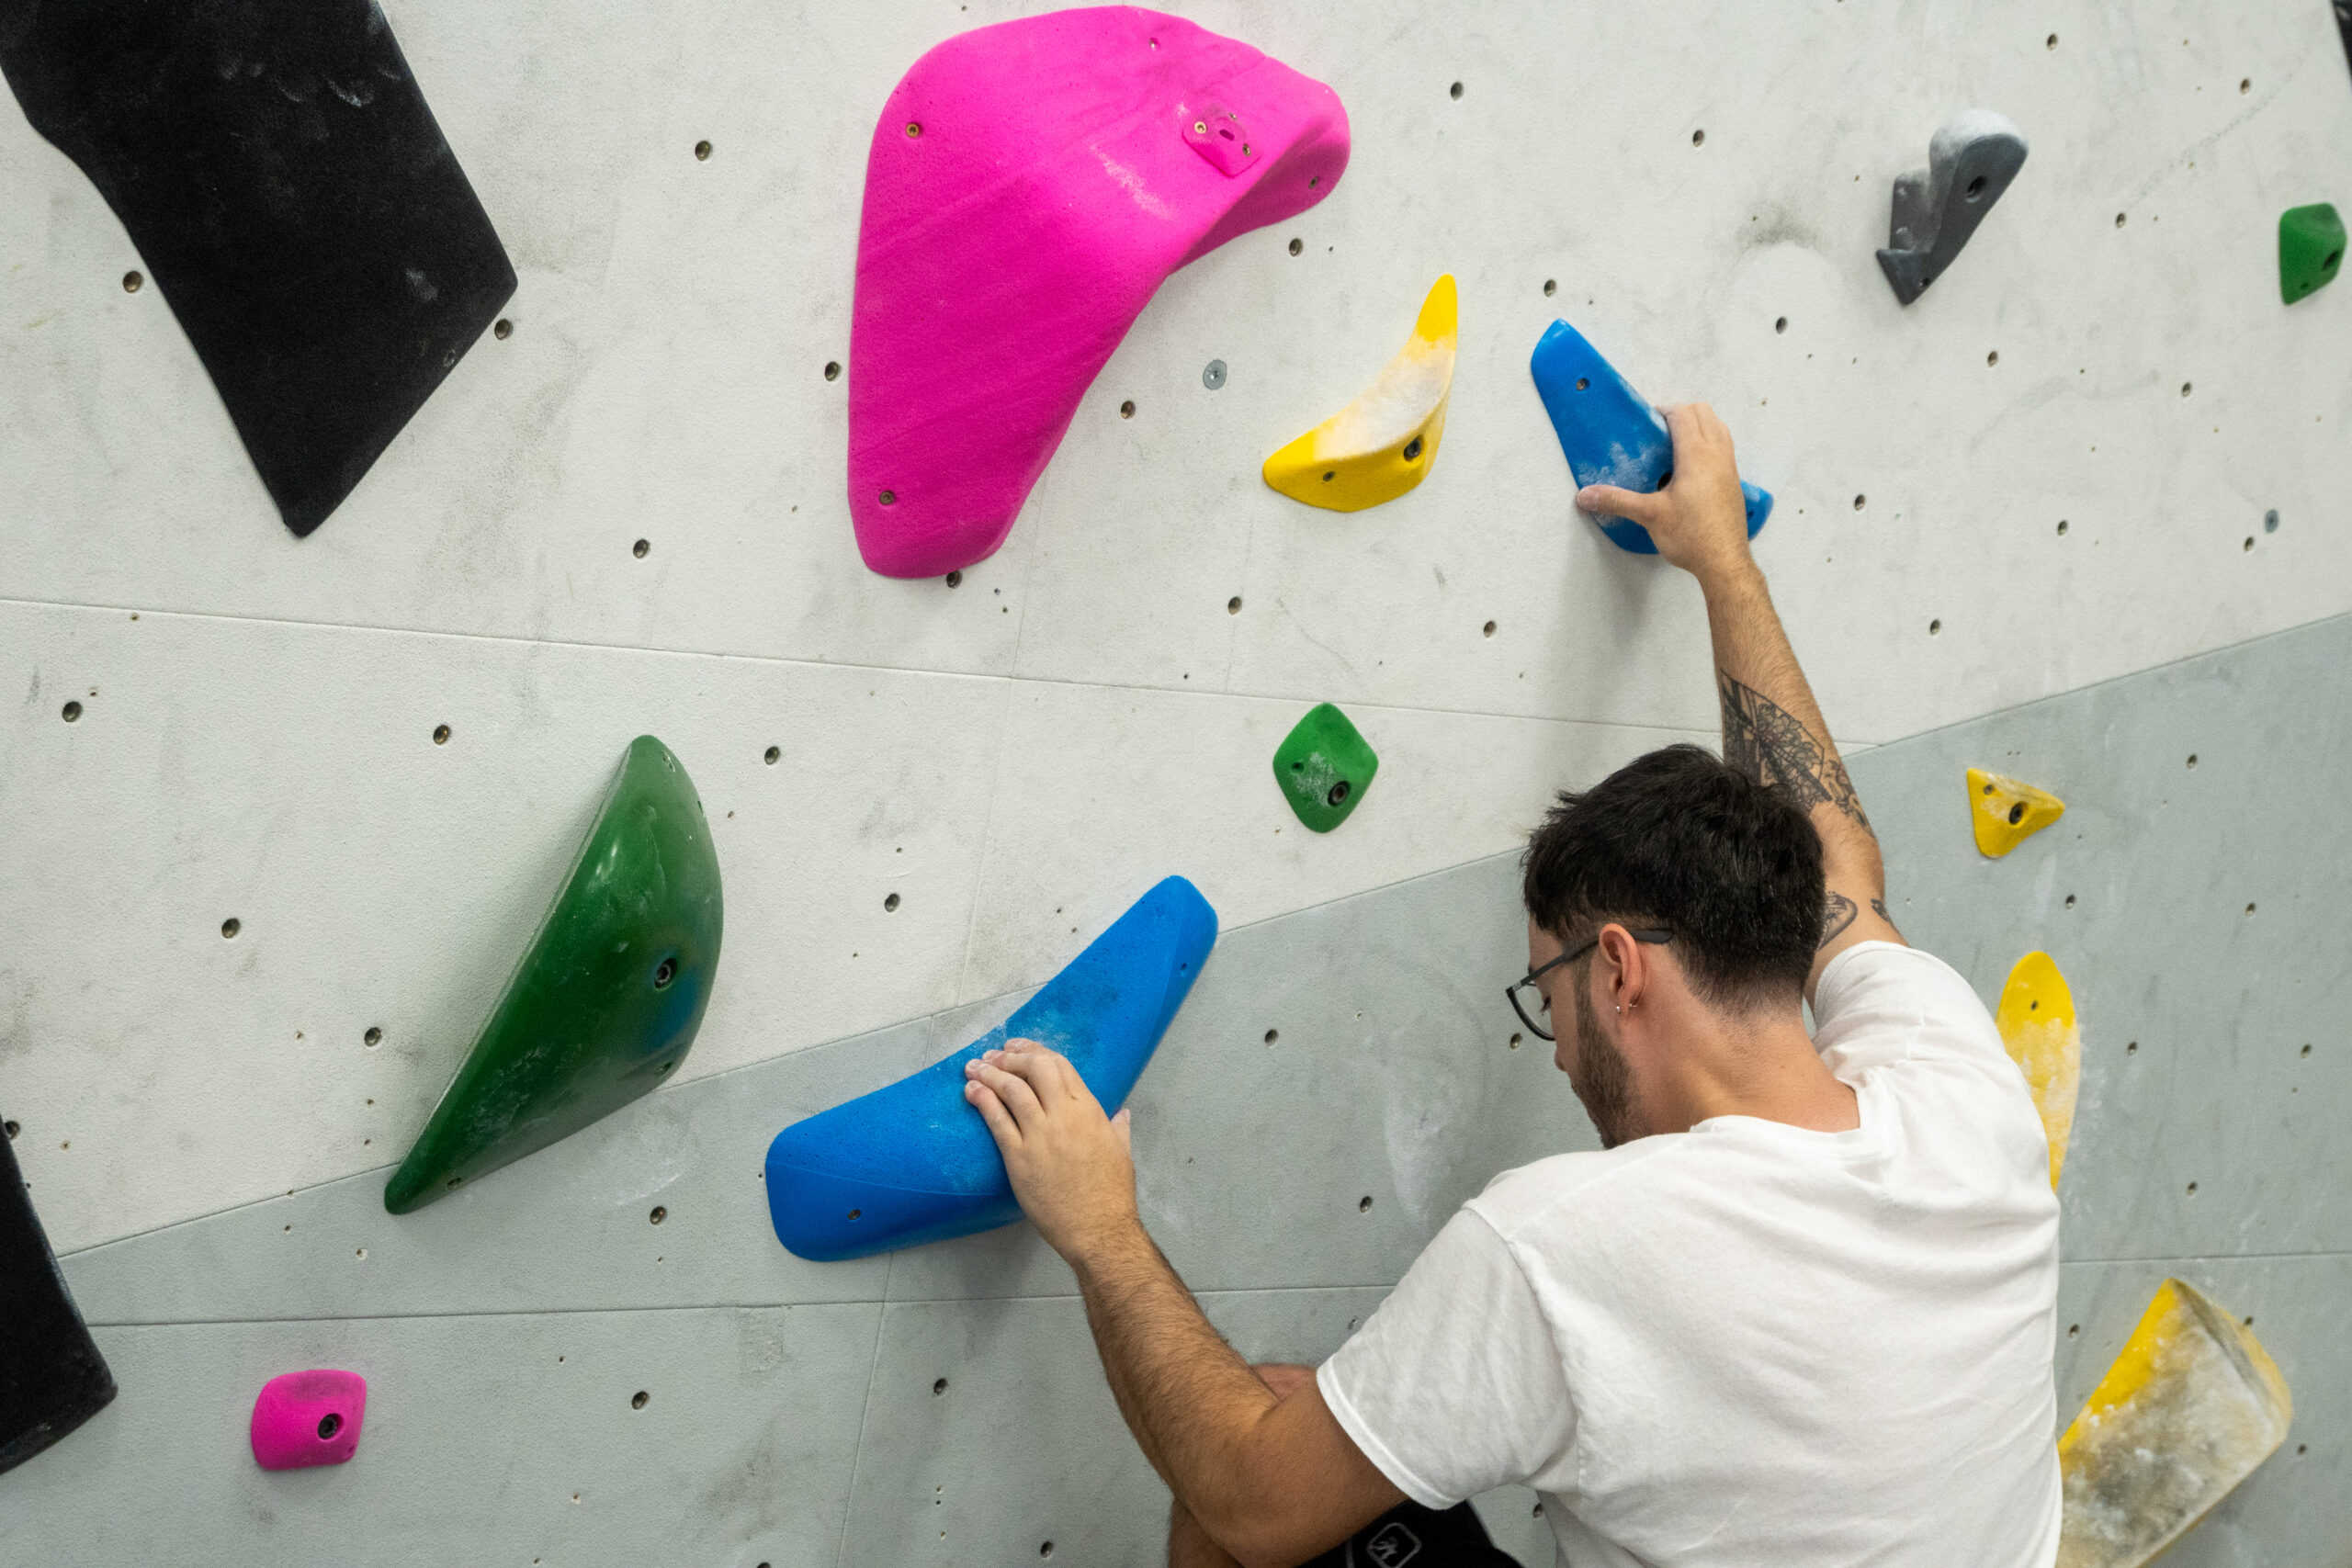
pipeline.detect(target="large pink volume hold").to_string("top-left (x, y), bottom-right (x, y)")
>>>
top-left (847, 6), bottom-right (1349, 578)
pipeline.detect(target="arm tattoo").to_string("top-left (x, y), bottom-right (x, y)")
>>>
top-left (1820, 891), bottom-right (1858, 949)
top-left (1717, 671), bottom-right (1872, 831)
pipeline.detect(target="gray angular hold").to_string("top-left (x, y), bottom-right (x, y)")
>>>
top-left (1877, 109), bottom-right (2029, 306)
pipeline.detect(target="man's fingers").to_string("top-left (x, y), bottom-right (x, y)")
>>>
top-left (962, 1078), bottom-right (1021, 1146)
top-left (1577, 482), bottom-right (1669, 525)
top-left (997, 1040), bottom-right (1080, 1106)
top-left (966, 1058), bottom-right (1048, 1129)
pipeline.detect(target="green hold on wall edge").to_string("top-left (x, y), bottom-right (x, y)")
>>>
top-left (1272, 703), bottom-right (1379, 833)
top-left (383, 735), bottom-right (725, 1214)
top-left (2279, 202), bottom-right (2345, 304)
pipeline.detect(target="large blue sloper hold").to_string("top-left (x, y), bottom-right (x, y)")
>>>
top-left (1529, 320), bottom-right (1772, 555)
top-left (765, 877), bottom-right (1218, 1261)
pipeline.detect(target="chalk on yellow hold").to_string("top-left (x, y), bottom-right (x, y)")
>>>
top-left (1262, 275), bottom-right (1456, 512)
top-left (1996, 951), bottom-right (2080, 1190)
top-left (2057, 1279), bottom-right (2292, 1568)
top-left (1968, 767), bottom-right (2066, 857)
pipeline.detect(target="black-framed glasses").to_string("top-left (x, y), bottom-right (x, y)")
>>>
top-left (1506, 927), bottom-right (1673, 1041)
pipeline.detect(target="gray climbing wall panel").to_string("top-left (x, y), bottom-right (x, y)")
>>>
top-left (3, 614), bottom-right (2345, 1564)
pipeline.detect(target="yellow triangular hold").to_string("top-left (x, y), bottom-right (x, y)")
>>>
top-left (1262, 275), bottom-right (1456, 512)
top-left (1996, 951), bottom-right (2080, 1190)
top-left (2057, 1279), bottom-right (2292, 1568)
top-left (1968, 767), bottom-right (2066, 857)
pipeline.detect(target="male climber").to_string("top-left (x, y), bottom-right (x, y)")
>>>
top-left (963, 404), bottom-right (2064, 1568)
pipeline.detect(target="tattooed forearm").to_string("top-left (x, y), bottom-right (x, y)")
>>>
top-left (1820, 892), bottom-right (1857, 948)
top-left (1717, 671), bottom-right (1872, 832)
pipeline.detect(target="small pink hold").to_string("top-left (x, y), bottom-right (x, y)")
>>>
top-left (250, 1369), bottom-right (367, 1470)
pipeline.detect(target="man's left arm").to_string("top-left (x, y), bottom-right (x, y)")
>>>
top-left (964, 1043), bottom-right (1403, 1568)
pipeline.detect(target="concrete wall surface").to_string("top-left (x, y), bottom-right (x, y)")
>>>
top-left (1, 0), bottom-right (2346, 1561)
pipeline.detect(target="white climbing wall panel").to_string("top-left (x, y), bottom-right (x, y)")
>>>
top-left (1, 0), bottom-right (2348, 1560)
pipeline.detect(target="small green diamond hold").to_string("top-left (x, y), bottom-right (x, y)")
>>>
top-left (2279, 203), bottom-right (2345, 305)
top-left (1272, 703), bottom-right (1379, 832)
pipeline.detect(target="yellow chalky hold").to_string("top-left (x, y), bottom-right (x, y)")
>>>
top-left (1996, 951), bottom-right (2080, 1190)
top-left (2056, 1279), bottom-right (2292, 1568)
top-left (1967, 766), bottom-right (2065, 856)
top-left (1262, 275), bottom-right (1456, 512)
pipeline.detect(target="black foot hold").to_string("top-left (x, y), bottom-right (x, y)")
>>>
top-left (0, 0), bottom-right (516, 536)
top-left (1876, 109), bottom-right (2029, 307)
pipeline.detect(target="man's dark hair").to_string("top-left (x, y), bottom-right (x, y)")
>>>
top-left (1521, 744), bottom-right (1825, 1010)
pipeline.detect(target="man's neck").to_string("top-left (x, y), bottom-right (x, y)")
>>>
top-left (1638, 1007), bottom-right (1860, 1136)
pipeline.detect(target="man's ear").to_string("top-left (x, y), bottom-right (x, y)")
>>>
top-left (1593, 922), bottom-right (1648, 1012)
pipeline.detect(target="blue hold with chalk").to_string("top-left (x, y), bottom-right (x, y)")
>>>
top-left (764, 876), bottom-right (1217, 1261)
top-left (1529, 319), bottom-right (1772, 555)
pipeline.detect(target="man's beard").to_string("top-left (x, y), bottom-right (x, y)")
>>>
top-left (1571, 978), bottom-right (1644, 1149)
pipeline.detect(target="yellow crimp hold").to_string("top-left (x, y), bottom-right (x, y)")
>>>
top-left (1968, 767), bottom-right (2065, 857)
top-left (1262, 275), bottom-right (1456, 512)
top-left (1996, 951), bottom-right (2080, 1190)
top-left (2057, 1279), bottom-right (2292, 1568)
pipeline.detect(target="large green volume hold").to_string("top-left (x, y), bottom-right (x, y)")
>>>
top-left (385, 736), bottom-right (724, 1214)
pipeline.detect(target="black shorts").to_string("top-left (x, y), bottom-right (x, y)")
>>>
top-left (1298, 1498), bottom-right (1525, 1567)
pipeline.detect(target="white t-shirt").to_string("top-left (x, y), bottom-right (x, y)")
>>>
top-left (1319, 942), bottom-right (2063, 1567)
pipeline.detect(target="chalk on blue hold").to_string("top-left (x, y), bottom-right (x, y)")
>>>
top-left (1528, 319), bottom-right (1772, 555)
top-left (764, 876), bottom-right (1218, 1261)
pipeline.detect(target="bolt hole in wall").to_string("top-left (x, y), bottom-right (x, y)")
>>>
top-left (61, 700), bottom-right (82, 722)
top-left (632, 538), bottom-right (650, 558)
top-left (883, 893), bottom-right (899, 912)
top-left (1040, 1543), bottom-right (1055, 1558)
top-left (365, 1027), bottom-right (382, 1046)
top-left (1263, 1029), bottom-right (1278, 1044)
top-left (1853, 493), bottom-right (1866, 511)
top-left (824, 360), bottom-right (842, 381)
top-left (1227, 596), bottom-right (1242, 614)
top-left (631, 1391), bottom-right (649, 1409)
top-left (2064, 895), bottom-right (2076, 909)
top-left (649, 1205), bottom-right (666, 1224)
top-left (1483, 620), bottom-right (1497, 637)
top-left (433, 724), bottom-right (451, 744)
top-left (1775, 316), bottom-right (1788, 333)
top-left (121, 269), bottom-right (141, 292)
top-left (1987, 351), bottom-right (1998, 367)
top-left (944, 570), bottom-right (962, 587)
top-left (2056, 520), bottom-right (2069, 536)
top-left (1358, 1195), bottom-right (1374, 1213)
top-left (1691, 128), bottom-right (1704, 145)
top-left (1449, 81), bottom-right (1463, 99)
top-left (1119, 399), bottom-right (1136, 418)
top-left (933, 1378), bottom-right (948, 1395)
top-left (1928, 619), bottom-right (1941, 635)
top-left (493, 318), bottom-right (512, 339)
top-left (763, 745), bottom-right (780, 764)
top-left (3, 1121), bottom-right (17, 1139)
top-left (694, 140), bottom-right (712, 160)
top-left (220, 918), bottom-right (240, 939)
top-left (1288, 237), bottom-right (1303, 255)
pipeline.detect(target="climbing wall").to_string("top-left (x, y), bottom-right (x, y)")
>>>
top-left (1, 0), bottom-right (2346, 1562)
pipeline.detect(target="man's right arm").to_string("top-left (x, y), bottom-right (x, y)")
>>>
top-left (1577, 404), bottom-right (1904, 997)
